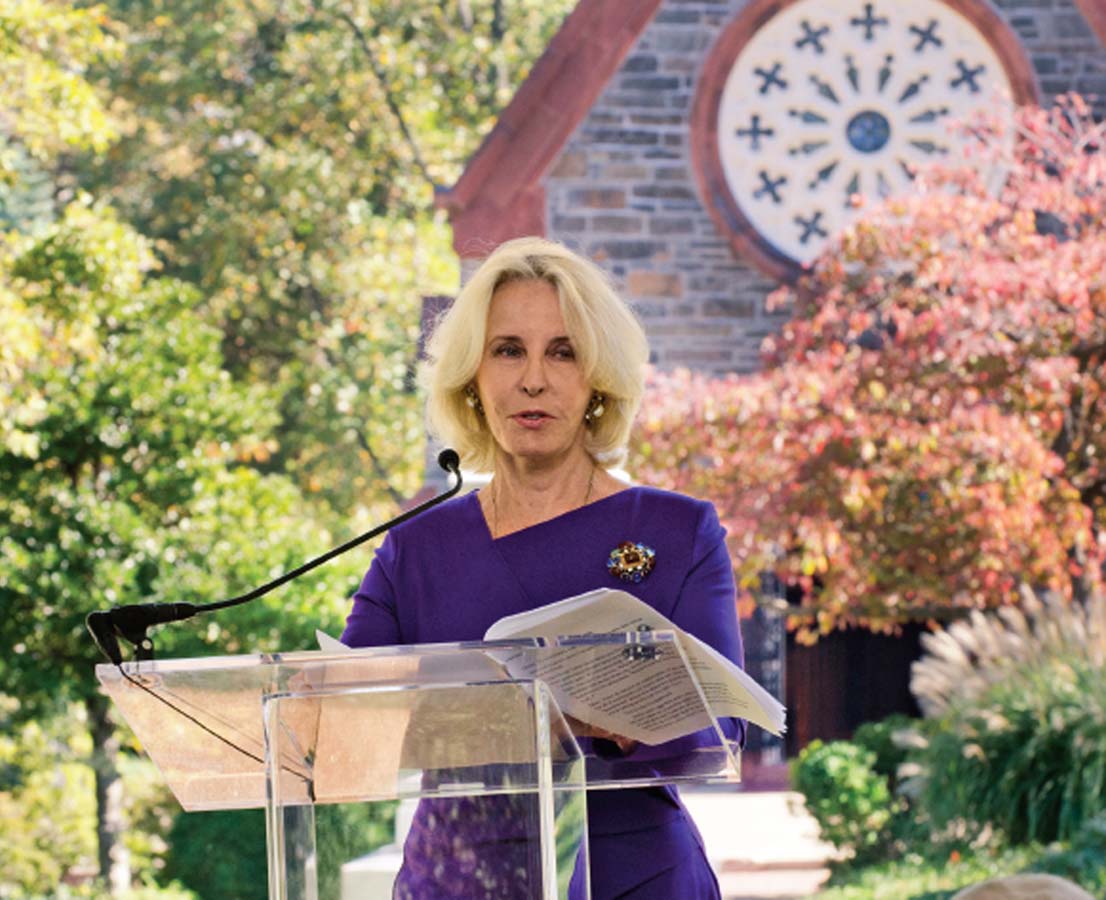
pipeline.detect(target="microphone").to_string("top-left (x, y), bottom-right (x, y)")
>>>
top-left (86, 449), bottom-right (464, 665)
top-left (87, 603), bottom-right (200, 665)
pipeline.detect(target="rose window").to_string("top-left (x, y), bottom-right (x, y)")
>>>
top-left (692, 0), bottom-right (1037, 278)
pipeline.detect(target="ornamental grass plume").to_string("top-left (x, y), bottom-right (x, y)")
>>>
top-left (910, 587), bottom-right (1106, 718)
top-left (906, 589), bottom-right (1106, 844)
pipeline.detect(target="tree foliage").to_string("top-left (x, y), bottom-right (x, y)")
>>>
top-left (0, 695), bottom-right (97, 895)
top-left (0, 695), bottom-right (194, 899)
top-left (1, 1), bottom-right (576, 891)
top-left (0, 194), bottom-right (367, 894)
top-left (79, 0), bottom-right (573, 521)
top-left (633, 96), bottom-right (1106, 637)
top-left (0, 0), bottom-right (120, 182)
top-left (0, 0), bottom-right (578, 716)
top-left (0, 200), bottom-right (360, 714)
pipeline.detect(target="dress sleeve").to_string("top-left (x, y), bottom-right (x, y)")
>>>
top-left (667, 500), bottom-right (746, 748)
top-left (670, 500), bottom-right (745, 668)
top-left (340, 531), bottom-right (403, 647)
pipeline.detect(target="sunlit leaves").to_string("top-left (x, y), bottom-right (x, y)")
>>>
top-left (79, 0), bottom-right (573, 522)
top-left (0, 203), bottom-right (348, 716)
top-left (0, 0), bottom-right (121, 181)
top-left (0, 697), bottom-right (97, 894)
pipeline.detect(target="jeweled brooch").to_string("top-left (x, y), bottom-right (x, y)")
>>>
top-left (607, 542), bottom-right (656, 583)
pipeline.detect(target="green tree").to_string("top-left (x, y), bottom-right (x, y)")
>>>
top-left (81, 0), bottom-right (573, 521)
top-left (0, 0), bottom-right (122, 232)
top-left (0, 0), bottom-right (120, 183)
top-left (0, 2), bottom-right (577, 892)
top-left (0, 696), bottom-right (97, 896)
top-left (0, 202), bottom-right (361, 892)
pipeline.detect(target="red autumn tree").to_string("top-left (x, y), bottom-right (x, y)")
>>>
top-left (631, 96), bottom-right (1105, 638)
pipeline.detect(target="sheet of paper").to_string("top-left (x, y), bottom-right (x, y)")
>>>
top-left (316, 629), bottom-right (350, 653)
top-left (485, 588), bottom-right (786, 737)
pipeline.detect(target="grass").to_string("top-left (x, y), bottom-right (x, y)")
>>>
top-left (812, 846), bottom-right (1044, 900)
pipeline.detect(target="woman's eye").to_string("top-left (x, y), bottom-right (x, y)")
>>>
top-left (551, 345), bottom-right (576, 360)
top-left (493, 343), bottom-right (523, 358)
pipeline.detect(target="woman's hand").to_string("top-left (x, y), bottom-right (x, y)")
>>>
top-left (563, 715), bottom-right (638, 755)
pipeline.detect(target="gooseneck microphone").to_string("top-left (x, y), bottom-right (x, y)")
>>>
top-left (86, 449), bottom-right (463, 665)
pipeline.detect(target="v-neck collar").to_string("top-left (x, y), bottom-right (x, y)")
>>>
top-left (469, 484), bottom-right (640, 544)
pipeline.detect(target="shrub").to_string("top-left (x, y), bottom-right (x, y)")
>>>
top-left (161, 802), bottom-right (394, 899)
top-left (119, 883), bottom-right (198, 899)
top-left (814, 844), bottom-right (1045, 900)
top-left (1034, 815), bottom-right (1106, 895)
top-left (317, 802), bottom-right (396, 898)
top-left (850, 714), bottom-right (941, 856)
top-left (908, 592), bottom-right (1106, 845)
top-left (852, 714), bottom-right (916, 792)
top-left (792, 738), bottom-right (898, 863)
top-left (161, 809), bottom-right (268, 900)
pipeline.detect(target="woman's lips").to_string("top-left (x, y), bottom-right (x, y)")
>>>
top-left (512, 411), bottom-right (552, 429)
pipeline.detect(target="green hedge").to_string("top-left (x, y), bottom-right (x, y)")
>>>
top-left (791, 738), bottom-right (900, 864)
top-left (162, 802), bottom-right (395, 899)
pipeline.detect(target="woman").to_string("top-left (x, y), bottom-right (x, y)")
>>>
top-left (342, 237), bottom-right (745, 899)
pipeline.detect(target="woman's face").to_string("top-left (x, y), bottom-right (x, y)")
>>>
top-left (474, 278), bottom-right (592, 467)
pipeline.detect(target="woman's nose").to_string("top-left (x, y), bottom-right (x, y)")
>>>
top-left (520, 355), bottom-right (547, 396)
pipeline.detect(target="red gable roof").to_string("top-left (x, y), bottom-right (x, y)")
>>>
top-left (434, 0), bottom-right (664, 258)
top-left (1079, 0), bottom-right (1106, 48)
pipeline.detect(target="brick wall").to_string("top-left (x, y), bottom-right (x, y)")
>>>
top-left (541, 0), bottom-right (1106, 374)
top-left (1006, 0), bottom-right (1106, 103)
top-left (545, 1), bottom-right (781, 373)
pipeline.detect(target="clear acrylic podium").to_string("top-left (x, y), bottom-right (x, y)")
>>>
top-left (95, 632), bottom-right (742, 899)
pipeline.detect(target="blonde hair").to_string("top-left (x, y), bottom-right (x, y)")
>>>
top-left (951, 875), bottom-right (1095, 900)
top-left (425, 237), bottom-right (649, 472)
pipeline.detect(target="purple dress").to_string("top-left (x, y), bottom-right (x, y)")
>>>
top-left (342, 486), bottom-right (745, 899)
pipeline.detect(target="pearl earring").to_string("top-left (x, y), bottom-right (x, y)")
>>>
top-left (585, 393), bottom-right (605, 424)
top-left (465, 386), bottom-right (484, 416)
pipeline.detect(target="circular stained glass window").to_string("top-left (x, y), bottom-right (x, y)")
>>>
top-left (692, 0), bottom-right (1037, 278)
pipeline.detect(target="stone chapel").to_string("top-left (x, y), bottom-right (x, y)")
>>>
top-left (431, 0), bottom-right (1106, 762)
